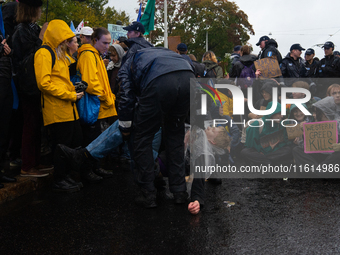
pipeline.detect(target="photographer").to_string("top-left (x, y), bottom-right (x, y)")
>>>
top-left (34, 20), bottom-right (84, 192)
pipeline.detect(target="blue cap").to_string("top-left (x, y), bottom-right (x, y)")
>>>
top-left (233, 45), bottom-right (241, 52)
top-left (305, 48), bottom-right (315, 55)
top-left (334, 51), bottom-right (340, 56)
top-left (177, 43), bottom-right (188, 52)
top-left (322, 41), bottom-right (334, 49)
top-left (290, 43), bottom-right (305, 51)
top-left (256, 36), bottom-right (270, 46)
top-left (123, 21), bottom-right (145, 34)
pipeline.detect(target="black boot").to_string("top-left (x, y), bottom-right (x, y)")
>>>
top-left (93, 168), bottom-right (114, 178)
top-left (135, 188), bottom-right (157, 208)
top-left (53, 179), bottom-right (80, 192)
top-left (57, 144), bottom-right (91, 171)
top-left (64, 175), bottom-right (83, 188)
top-left (82, 170), bottom-right (103, 183)
top-left (0, 183), bottom-right (4, 189)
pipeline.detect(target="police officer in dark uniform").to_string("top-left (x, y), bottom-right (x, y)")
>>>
top-left (303, 48), bottom-right (319, 78)
top-left (256, 35), bottom-right (282, 63)
top-left (280, 43), bottom-right (307, 87)
top-left (315, 41), bottom-right (340, 98)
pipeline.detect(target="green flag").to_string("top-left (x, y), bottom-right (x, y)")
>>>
top-left (140, 0), bottom-right (155, 35)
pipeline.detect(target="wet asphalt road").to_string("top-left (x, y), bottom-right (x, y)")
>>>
top-left (1, 163), bottom-right (340, 255)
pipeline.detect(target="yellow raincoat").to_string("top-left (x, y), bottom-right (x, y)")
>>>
top-left (35, 20), bottom-right (78, 126)
top-left (77, 44), bottom-right (117, 119)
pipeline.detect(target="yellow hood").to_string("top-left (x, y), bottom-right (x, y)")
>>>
top-left (43, 19), bottom-right (75, 49)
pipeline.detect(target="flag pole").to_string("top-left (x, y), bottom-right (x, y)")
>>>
top-left (164, 0), bottom-right (168, 48)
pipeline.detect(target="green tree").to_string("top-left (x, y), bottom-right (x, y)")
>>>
top-left (140, 0), bottom-right (254, 61)
top-left (1, 0), bottom-right (130, 28)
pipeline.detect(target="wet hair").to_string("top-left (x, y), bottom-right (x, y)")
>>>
top-left (240, 45), bottom-right (251, 56)
top-left (213, 127), bottom-right (231, 151)
top-left (188, 54), bottom-right (197, 61)
top-left (292, 81), bottom-right (310, 90)
top-left (91, 27), bottom-right (110, 43)
top-left (16, 2), bottom-right (41, 23)
top-left (202, 51), bottom-right (218, 63)
top-left (326, 84), bottom-right (340, 96)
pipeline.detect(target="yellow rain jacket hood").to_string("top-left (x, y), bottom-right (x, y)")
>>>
top-left (77, 43), bottom-right (117, 119)
top-left (35, 19), bottom-right (78, 126)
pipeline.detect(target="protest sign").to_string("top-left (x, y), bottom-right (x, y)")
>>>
top-left (286, 123), bottom-right (304, 140)
top-left (303, 121), bottom-right (338, 153)
top-left (107, 24), bottom-right (127, 44)
top-left (254, 57), bottom-right (282, 78)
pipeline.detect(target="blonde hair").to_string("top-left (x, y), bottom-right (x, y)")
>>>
top-left (292, 81), bottom-right (310, 90)
top-left (213, 127), bottom-right (231, 150)
top-left (55, 41), bottom-right (68, 61)
top-left (202, 51), bottom-right (218, 63)
top-left (327, 84), bottom-right (340, 96)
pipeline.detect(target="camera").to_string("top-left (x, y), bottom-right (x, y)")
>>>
top-left (104, 51), bottom-right (111, 60)
top-left (74, 81), bottom-right (88, 93)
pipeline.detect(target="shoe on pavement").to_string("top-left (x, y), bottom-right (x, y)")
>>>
top-left (64, 175), bottom-right (83, 189)
top-left (20, 168), bottom-right (49, 177)
top-left (36, 164), bottom-right (54, 171)
top-left (82, 170), bottom-right (103, 183)
top-left (93, 168), bottom-right (113, 178)
top-left (135, 188), bottom-right (157, 208)
top-left (173, 191), bottom-right (189, 204)
top-left (57, 144), bottom-right (89, 171)
top-left (0, 175), bottom-right (17, 183)
top-left (10, 158), bottom-right (22, 167)
top-left (53, 179), bottom-right (80, 192)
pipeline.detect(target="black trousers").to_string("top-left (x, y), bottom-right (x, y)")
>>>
top-left (0, 76), bottom-right (13, 170)
top-left (48, 120), bottom-right (82, 179)
top-left (133, 71), bottom-right (195, 193)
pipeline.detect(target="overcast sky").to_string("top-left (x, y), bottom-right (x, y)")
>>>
top-left (107, 0), bottom-right (340, 59)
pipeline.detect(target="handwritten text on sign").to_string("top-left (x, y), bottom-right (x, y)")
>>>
top-left (254, 57), bottom-right (282, 78)
top-left (303, 121), bottom-right (338, 153)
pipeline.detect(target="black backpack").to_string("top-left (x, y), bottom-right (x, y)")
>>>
top-left (19, 45), bottom-right (56, 97)
top-left (203, 67), bottom-right (217, 78)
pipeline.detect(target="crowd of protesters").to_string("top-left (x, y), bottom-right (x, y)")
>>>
top-left (0, 0), bottom-right (340, 215)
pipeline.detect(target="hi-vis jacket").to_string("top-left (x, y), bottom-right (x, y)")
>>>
top-left (35, 19), bottom-right (79, 126)
top-left (77, 44), bottom-right (117, 120)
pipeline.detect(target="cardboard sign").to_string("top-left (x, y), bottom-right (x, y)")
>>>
top-left (254, 57), bottom-right (282, 78)
top-left (303, 121), bottom-right (338, 153)
top-left (168, 36), bottom-right (181, 52)
top-left (260, 129), bottom-right (285, 149)
top-left (286, 123), bottom-right (304, 140)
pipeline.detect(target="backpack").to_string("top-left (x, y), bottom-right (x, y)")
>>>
top-left (20, 45), bottom-right (56, 97)
top-left (238, 63), bottom-right (255, 89)
top-left (203, 67), bottom-right (217, 78)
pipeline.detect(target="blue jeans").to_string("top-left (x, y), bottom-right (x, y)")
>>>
top-left (86, 120), bottom-right (123, 160)
top-left (86, 120), bottom-right (162, 161)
